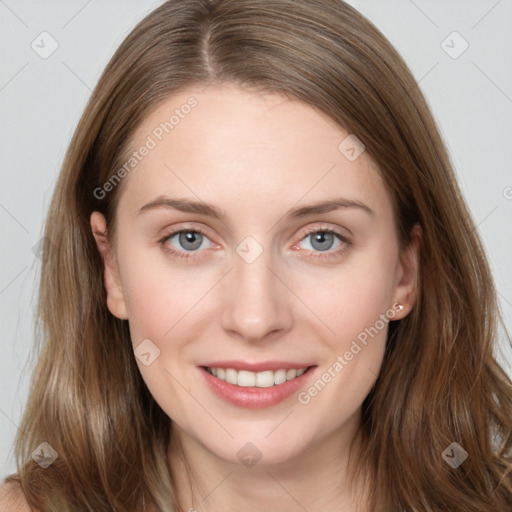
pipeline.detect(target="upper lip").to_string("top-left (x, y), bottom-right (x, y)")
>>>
top-left (200, 360), bottom-right (316, 372)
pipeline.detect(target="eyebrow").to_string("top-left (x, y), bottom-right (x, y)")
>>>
top-left (137, 195), bottom-right (374, 220)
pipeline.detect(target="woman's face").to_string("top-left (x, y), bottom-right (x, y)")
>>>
top-left (91, 84), bottom-right (419, 467)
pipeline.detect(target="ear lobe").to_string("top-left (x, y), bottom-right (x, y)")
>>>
top-left (90, 211), bottom-right (129, 320)
top-left (393, 223), bottom-right (422, 318)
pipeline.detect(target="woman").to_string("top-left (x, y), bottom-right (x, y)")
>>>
top-left (2, 0), bottom-right (511, 510)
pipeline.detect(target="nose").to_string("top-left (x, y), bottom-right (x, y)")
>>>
top-left (220, 242), bottom-right (293, 343)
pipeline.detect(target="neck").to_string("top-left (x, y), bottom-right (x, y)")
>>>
top-left (167, 412), bottom-right (371, 512)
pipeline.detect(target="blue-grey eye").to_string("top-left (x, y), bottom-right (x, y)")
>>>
top-left (171, 231), bottom-right (208, 251)
top-left (301, 231), bottom-right (342, 252)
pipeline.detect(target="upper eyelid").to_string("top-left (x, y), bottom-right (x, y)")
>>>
top-left (300, 225), bottom-right (349, 238)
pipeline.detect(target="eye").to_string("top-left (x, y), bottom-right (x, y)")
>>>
top-left (171, 230), bottom-right (209, 251)
top-left (300, 230), bottom-right (339, 251)
top-left (294, 227), bottom-right (351, 259)
top-left (158, 225), bottom-right (352, 261)
top-left (158, 228), bottom-right (214, 260)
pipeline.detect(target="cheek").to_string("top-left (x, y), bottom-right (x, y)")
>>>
top-left (117, 250), bottom-right (217, 422)
top-left (118, 243), bottom-right (216, 342)
top-left (295, 270), bottom-right (393, 423)
top-left (294, 247), bottom-right (398, 349)
top-left (291, 246), bottom-right (397, 415)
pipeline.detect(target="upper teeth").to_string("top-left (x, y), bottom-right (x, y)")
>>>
top-left (207, 367), bottom-right (308, 387)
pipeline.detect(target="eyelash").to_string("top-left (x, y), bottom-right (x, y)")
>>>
top-left (157, 225), bottom-right (352, 261)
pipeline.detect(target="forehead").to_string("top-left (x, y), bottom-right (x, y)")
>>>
top-left (118, 84), bottom-right (389, 219)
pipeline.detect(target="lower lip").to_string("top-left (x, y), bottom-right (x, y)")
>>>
top-left (198, 366), bottom-right (316, 409)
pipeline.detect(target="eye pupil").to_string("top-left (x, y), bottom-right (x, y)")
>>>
top-left (310, 231), bottom-right (334, 251)
top-left (179, 231), bottom-right (203, 250)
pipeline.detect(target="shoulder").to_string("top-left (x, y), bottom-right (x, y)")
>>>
top-left (0, 482), bottom-right (35, 512)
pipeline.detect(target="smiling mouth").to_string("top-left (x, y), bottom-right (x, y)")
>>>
top-left (202, 366), bottom-right (314, 388)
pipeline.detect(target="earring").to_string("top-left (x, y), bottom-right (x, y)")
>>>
top-left (396, 303), bottom-right (404, 311)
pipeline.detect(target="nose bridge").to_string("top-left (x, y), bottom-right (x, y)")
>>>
top-left (221, 235), bottom-right (292, 340)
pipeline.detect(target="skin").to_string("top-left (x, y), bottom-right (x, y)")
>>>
top-left (91, 83), bottom-right (420, 512)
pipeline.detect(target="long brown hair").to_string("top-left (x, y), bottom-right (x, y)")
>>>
top-left (5, 0), bottom-right (512, 510)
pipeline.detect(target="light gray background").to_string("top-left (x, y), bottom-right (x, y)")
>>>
top-left (1, 0), bottom-right (511, 480)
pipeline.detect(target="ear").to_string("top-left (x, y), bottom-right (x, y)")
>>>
top-left (392, 223), bottom-right (422, 319)
top-left (90, 211), bottom-right (129, 320)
